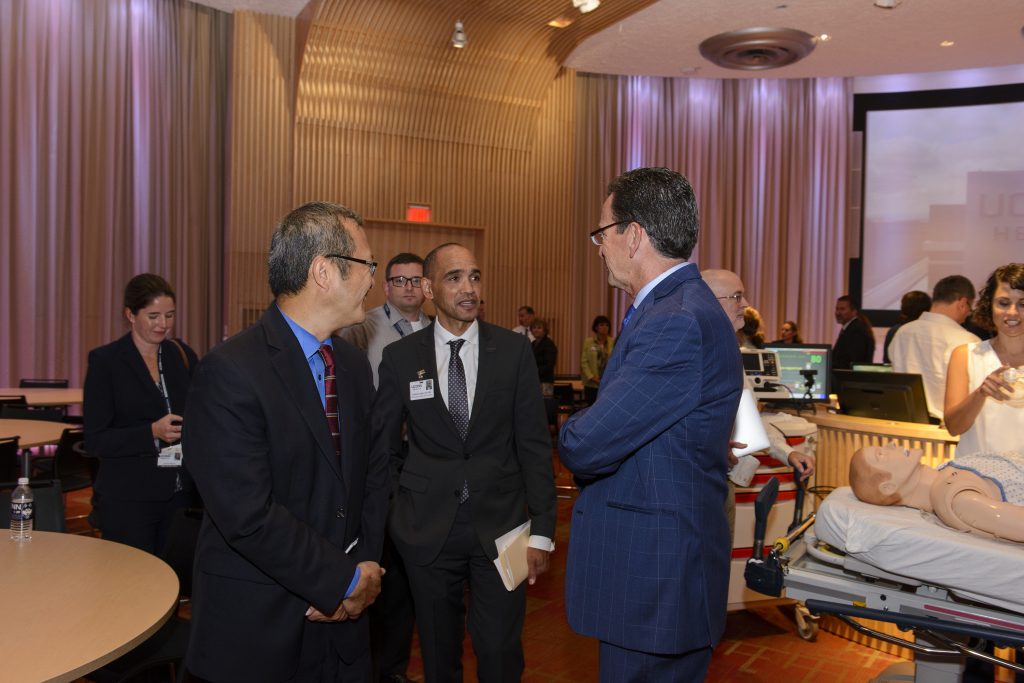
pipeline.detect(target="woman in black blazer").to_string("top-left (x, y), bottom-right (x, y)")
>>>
top-left (84, 273), bottom-right (198, 555)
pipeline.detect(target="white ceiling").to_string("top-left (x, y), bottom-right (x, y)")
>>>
top-left (191, 0), bottom-right (1024, 80)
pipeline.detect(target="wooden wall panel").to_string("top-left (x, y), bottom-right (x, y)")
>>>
top-left (359, 219), bottom-right (485, 317)
top-left (224, 0), bottom-right (658, 375)
top-left (225, 12), bottom-right (297, 337)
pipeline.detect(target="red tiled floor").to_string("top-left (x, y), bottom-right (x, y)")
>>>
top-left (69, 465), bottom-right (909, 682)
top-left (401, 459), bottom-right (907, 682)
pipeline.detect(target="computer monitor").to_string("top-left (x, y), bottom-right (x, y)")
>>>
top-left (762, 343), bottom-right (831, 402)
top-left (833, 370), bottom-right (932, 425)
top-left (851, 363), bottom-right (894, 373)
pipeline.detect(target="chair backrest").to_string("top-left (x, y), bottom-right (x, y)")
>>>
top-left (54, 430), bottom-right (93, 492)
top-left (19, 378), bottom-right (70, 389)
top-left (0, 436), bottom-right (20, 482)
top-left (553, 383), bottom-right (576, 410)
top-left (0, 405), bottom-right (65, 422)
top-left (0, 479), bottom-right (67, 532)
top-left (0, 395), bottom-right (28, 409)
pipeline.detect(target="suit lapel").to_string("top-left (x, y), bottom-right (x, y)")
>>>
top-left (608, 265), bottom-right (697, 372)
top-left (332, 335), bottom-right (356, 492)
top-left (118, 334), bottom-right (163, 405)
top-left (467, 322), bottom-right (497, 437)
top-left (263, 307), bottom-right (344, 483)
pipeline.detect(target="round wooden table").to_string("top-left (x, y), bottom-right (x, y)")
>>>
top-left (0, 418), bottom-right (73, 479)
top-left (0, 531), bottom-right (179, 682)
top-left (0, 418), bottom-right (69, 448)
top-left (0, 387), bottom-right (83, 407)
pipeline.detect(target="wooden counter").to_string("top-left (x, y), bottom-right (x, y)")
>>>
top-left (0, 531), bottom-right (178, 682)
top-left (805, 411), bottom-right (959, 490)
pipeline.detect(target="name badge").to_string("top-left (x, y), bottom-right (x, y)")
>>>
top-left (409, 379), bottom-right (434, 401)
top-left (158, 443), bottom-right (184, 468)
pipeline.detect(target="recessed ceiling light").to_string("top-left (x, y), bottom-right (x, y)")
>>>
top-left (940, 40), bottom-right (955, 47)
top-left (817, 33), bottom-right (831, 42)
top-left (451, 20), bottom-right (467, 49)
top-left (547, 16), bottom-right (574, 28)
top-left (874, 0), bottom-right (899, 8)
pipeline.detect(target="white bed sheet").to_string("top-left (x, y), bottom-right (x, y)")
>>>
top-left (815, 487), bottom-right (1024, 613)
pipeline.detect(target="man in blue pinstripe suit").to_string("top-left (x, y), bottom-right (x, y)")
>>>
top-left (559, 167), bottom-right (743, 681)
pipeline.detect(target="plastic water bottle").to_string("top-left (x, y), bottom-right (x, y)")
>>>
top-left (10, 477), bottom-right (33, 541)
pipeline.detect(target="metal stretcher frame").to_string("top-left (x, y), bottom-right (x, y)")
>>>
top-left (744, 479), bottom-right (1024, 681)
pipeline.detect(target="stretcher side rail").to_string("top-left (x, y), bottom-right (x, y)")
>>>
top-left (805, 599), bottom-right (1024, 673)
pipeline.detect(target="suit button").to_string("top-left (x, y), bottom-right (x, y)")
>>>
top-left (336, 507), bottom-right (345, 518)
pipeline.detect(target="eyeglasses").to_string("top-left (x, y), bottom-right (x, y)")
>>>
top-left (716, 293), bottom-right (745, 303)
top-left (387, 275), bottom-right (422, 288)
top-left (589, 220), bottom-right (631, 246)
top-left (326, 254), bottom-right (377, 276)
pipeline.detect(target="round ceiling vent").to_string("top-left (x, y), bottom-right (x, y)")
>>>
top-left (699, 27), bottom-right (816, 71)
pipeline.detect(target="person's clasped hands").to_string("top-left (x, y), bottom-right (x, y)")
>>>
top-left (305, 561), bottom-right (385, 622)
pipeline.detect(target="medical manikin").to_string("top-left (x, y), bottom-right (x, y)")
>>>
top-left (849, 443), bottom-right (1024, 543)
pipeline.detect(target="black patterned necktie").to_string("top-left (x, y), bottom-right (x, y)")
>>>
top-left (318, 344), bottom-right (341, 459)
top-left (447, 339), bottom-right (470, 503)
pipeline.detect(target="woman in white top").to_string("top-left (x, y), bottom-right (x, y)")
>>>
top-left (945, 263), bottom-right (1024, 454)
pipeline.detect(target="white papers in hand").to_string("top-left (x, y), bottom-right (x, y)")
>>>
top-left (493, 520), bottom-right (531, 591)
top-left (730, 388), bottom-right (771, 457)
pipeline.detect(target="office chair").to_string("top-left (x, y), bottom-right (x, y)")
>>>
top-left (19, 378), bottom-right (70, 389)
top-left (0, 437), bottom-right (23, 486)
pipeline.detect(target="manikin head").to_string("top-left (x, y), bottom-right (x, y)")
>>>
top-left (848, 443), bottom-right (924, 505)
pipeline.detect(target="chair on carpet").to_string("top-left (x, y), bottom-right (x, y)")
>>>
top-left (19, 378), bottom-right (70, 388)
top-left (88, 507), bottom-right (203, 683)
top-left (0, 404), bottom-right (66, 423)
top-left (31, 428), bottom-right (94, 524)
top-left (0, 436), bottom-right (22, 483)
top-left (0, 395), bottom-right (28, 410)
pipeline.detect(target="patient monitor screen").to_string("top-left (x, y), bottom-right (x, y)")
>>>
top-left (763, 344), bottom-right (831, 401)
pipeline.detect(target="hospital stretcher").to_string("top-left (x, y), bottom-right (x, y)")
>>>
top-left (745, 479), bottom-right (1024, 682)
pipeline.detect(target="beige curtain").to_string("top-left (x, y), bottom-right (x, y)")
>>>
top-left (573, 74), bottom-right (853, 346)
top-left (0, 0), bottom-right (228, 387)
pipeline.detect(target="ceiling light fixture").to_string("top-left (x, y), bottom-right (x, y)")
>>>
top-left (548, 16), bottom-right (574, 28)
top-left (817, 33), bottom-right (831, 42)
top-left (451, 20), bottom-right (467, 49)
top-left (940, 40), bottom-right (955, 47)
top-left (699, 27), bottom-right (816, 71)
top-left (873, 0), bottom-right (900, 8)
top-left (573, 0), bottom-right (601, 14)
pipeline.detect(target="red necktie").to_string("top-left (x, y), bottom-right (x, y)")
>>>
top-left (319, 344), bottom-right (341, 458)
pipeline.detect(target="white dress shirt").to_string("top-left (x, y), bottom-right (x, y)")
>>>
top-left (433, 319), bottom-right (554, 552)
top-left (890, 311), bottom-right (980, 419)
top-left (433, 320), bottom-right (480, 417)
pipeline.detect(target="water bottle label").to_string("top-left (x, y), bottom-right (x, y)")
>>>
top-left (11, 501), bottom-right (33, 521)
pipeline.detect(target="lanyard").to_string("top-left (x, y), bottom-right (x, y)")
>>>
top-left (156, 345), bottom-right (173, 415)
top-left (384, 303), bottom-right (412, 338)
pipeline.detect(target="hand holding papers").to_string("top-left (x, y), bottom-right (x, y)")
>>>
top-left (493, 521), bottom-right (531, 591)
top-left (729, 388), bottom-right (771, 487)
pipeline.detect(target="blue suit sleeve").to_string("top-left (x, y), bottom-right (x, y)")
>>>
top-left (559, 309), bottom-right (705, 477)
